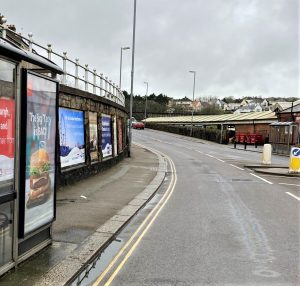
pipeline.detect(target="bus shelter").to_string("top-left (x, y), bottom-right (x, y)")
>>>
top-left (0, 37), bottom-right (62, 275)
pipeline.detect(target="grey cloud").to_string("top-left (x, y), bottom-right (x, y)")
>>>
top-left (1, 0), bottom-right (298, 98)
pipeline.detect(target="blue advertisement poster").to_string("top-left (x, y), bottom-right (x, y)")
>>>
top-left (101, 114), bottom-right (112, 158)
top-left (59, 108), bottom-right (85, 168)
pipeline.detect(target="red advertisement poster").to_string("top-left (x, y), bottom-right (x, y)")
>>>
top-left (0, 98), bottom-right (15, 181)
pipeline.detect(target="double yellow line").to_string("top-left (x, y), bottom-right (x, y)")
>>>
top-left (92, 144), bottom-right (177, 286)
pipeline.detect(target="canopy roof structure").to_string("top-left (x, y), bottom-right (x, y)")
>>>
top-left (144, 111), bottom-right (277, 125)
top-left (0, 38), bottom-right (63, 74)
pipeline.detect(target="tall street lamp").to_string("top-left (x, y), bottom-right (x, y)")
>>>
top-left (144, 81), bottom-right (148, 121)
top-left (119, 46), bottom-right (130, 89)
top-left (129, 0), bottom-right (137, 157)
top-left (189, 70), bottom-right (196, 136)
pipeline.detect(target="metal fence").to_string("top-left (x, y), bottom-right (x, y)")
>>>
top-left (0, 21), bottom-right (125, 106)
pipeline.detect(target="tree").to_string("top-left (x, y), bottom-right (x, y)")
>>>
top-left (200, 104), bottom-right (224, 115)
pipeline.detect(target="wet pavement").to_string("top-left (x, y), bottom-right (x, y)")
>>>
top-left (0, 144), bottom-right (165, 286)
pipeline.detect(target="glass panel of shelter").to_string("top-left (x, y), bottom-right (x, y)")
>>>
top-left (0, 58), bottom-right (16, 267)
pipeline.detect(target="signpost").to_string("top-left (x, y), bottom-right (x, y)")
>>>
top-left (289, 147), bottom-right (300, 173)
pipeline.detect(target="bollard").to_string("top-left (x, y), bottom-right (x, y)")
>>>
top-left (289, 147), bottom-right (300, 173)
top-left (262, 144), bottom-right (272, 165)
top-left (244, 141), bottom-right (247, 150)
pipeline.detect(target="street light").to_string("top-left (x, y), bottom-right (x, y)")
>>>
top-left (129, 0), bottom-right (137, 157)
top-left (144, 81), bottom-right (148, 120)
top-left (119, 46), bottom-right (130, 89)
top-left (189, 70), bottom-right (196, 136)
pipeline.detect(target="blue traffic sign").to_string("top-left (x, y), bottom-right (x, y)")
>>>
top-left (292, 148), bottom-right (300, 157)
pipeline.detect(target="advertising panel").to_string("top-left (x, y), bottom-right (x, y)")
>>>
top-left (117, 118), bottom-right (123, 153)
top-left (113, 116), bottom-right (117, 157)
top-left (89, 112), bottom-right (98, 161)
top-left (59, 108), bottom-right (85, 168)
top-left (23, 73), bottom-right (57, 235)
top-left (101, 114), bottom-right (112, 158)
top-left (0, 98), bottom-right (15, 184)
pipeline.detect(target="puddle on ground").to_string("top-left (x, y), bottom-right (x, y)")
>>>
top-left (71, 238), bottom-right (123, 286)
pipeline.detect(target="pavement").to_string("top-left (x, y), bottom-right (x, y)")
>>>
top-left (245, 165), bottom-right (300, 177)
top-left (0, 144), bottom-right (167, 286)
top-left (231, 144), bottom-right (299, 177)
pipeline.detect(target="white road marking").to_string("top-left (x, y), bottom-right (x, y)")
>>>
top-left (80, 195), bottom-right (87, 200)
top-left (230, 164), bottom-right (245, 171)
top-left (279, 183), bottom-right (300, 187)
top-left (285, 192), bottom-right (300, 201)
top-left (216, 158), bottom-right (225, 162)
top-left (250, 173), bottom-right (273, 185)
top-left (196, 150), bottom-right (203, 154)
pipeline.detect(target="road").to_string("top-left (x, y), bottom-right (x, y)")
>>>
top-left (94, 129), bottom-right (300, 286)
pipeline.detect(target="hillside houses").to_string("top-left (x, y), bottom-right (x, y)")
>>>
top-left (167, 96), bottom-right (298, 115)
top-left (167, 97), bottom-right (201, 113)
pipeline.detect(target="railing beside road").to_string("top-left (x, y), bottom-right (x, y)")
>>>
top-left (0, 22), bottom-right (125, 106)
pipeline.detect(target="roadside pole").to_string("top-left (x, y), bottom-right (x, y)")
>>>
top-left (129, 0), bottom-right (137, 157)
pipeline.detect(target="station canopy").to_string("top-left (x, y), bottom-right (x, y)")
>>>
top-left (144, 111), bottom-right (277, 125)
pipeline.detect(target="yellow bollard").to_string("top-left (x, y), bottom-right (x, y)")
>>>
top-left (289, 147), bottom-right (300, 173)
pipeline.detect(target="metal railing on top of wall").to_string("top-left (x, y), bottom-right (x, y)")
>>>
top-left (0, 21), bottom-right (125, 107)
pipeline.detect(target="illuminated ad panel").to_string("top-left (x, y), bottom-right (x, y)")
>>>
top-left (59, 107), bottom-right (85, 168)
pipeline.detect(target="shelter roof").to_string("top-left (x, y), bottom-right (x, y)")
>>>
top-left (0, 38), bottom-right (63, 74)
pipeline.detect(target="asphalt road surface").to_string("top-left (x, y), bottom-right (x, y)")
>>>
top-left (97, 129), bottom-right (300, 286)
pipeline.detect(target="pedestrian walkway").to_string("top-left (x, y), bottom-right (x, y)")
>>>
top-left (0, 144), bottom-right (166, 286)
top-left (230, 144), bottom-right (299, 177)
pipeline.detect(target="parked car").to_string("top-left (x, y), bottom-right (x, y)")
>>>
top-left (132, 121), bottom-right (144, 129)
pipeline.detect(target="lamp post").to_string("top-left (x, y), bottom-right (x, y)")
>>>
top-left (129, 0), bottom-right (137, 157)
top-left (189, 70), bottom-right (196, 136)
top-left (144, 81), bottom-right (148, 120)
top-left (119, 46), bottom-right (130, 90)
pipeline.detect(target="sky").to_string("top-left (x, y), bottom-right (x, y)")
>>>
top-left (1, 0), bottom-right (299, 99)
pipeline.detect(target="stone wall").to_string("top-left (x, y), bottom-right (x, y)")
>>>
top-left (57, 85), bottom-right (128, 187)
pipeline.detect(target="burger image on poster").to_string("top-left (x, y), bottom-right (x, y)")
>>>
top-left (27, 146), bottom-right (51, 208)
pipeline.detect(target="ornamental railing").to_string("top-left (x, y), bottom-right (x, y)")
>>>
top-left (0, 21), bottom-right (125, 106)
